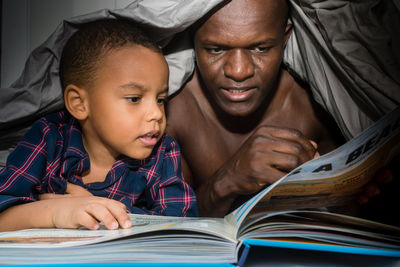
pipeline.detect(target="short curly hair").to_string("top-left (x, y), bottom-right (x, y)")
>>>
top-left (59, 19), bottom-right (161, 91)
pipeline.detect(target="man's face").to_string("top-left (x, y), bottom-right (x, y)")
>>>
top-left (194, 0), bottom-right (290, 117)
top-left (84, 45), bottom-right (169, 160)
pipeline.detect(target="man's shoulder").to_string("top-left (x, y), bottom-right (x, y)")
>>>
top-left (168, 75), bottom-right (200, 112)
top-left (270, 69), bottom-right (325, 132)
top-left (280, 68), bottom-right (309, 95)
top-left (278, 69), bottom-right (318, 111)
top-left (167, 73), bottom-right (207, 136)
top-left (280, 68), bottom-right (345, 151)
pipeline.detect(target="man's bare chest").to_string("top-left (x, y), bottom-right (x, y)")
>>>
top-left (181, 123), bottom-right (248, 179)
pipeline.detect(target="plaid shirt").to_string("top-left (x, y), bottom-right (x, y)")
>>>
top-left (0, 111), bottom-right (198, 217)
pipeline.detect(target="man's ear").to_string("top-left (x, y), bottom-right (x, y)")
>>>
top-left (284, 23), bottom-right (293, 46)
top-left (64, 85), bottom-right (89, 120)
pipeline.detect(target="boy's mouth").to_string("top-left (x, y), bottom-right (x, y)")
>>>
top-left (139, 131), bottom-right (160, 147)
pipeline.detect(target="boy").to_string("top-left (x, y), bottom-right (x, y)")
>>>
top-left (0, 19), bottom-right (198, 231)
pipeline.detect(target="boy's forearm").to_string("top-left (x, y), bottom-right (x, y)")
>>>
top-left (0, 200), bottom-right (55, 231)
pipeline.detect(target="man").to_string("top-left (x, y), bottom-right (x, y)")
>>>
top-left (166, 0), bottom-right (345, 217)
top-left (1, 0), bottom-right (391, 219)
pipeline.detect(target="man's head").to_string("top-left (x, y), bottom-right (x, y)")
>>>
top-left (194, 0), bottom-right (291, 117)
top-left (60, 19), bottom-right (169, 160)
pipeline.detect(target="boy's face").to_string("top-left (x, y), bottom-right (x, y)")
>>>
top-left (84, 45), bottom-right (169, 160)
top-left (194, 0), bottom-right (290, 117)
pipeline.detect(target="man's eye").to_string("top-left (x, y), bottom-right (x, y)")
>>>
top-left (206, 47), bottom-right (223, 54)
top-left (253, 46), bottom-right (270, 53)
top-left (127, 97), bottom-right (140, 103)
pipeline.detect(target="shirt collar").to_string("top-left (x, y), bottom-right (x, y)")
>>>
top-left (60, 111), bottom-right (164, 182)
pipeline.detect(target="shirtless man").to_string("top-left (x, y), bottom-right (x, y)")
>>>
top-left (166, 0), bottom-right (345, 217)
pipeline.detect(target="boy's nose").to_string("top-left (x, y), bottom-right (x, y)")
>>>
top-left (146, 101), bottom-right (164, 123)
top-left (223, 49), bottom-right (254, 82)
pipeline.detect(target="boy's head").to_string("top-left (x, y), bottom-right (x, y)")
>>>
top-left (193, 0), bottom-right (291, 117)
top-left (60, 19), bottom-right (169, 160)
top-left (60, 19), bottom-right (162, 91)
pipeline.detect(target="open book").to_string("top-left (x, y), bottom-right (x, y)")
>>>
top-left (1, 107), bottom-right (400, 265)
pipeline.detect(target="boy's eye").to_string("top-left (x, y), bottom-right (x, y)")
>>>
top-left (127, 97), bottom-right (140, 103)
top-left (157, 97), bottom-right (167, 105)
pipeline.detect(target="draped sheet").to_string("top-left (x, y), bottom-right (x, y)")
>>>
top-left (0, 0), bottom-right (399, 166)
top-left (285, 0), bottom-right (400, 139)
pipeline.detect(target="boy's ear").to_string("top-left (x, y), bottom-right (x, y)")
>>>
top-left (284, 23), bottom-right (293, 46)
top-left (64, 85), bottom-right (89, 120)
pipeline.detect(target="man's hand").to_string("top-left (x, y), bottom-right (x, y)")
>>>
top-left (357, 168), bottom-right (393, 204)
top-left (216, 125), bottom-right (317, 196)
top-left (357, 162), bottom-right (399, 226)
top-left (199, 125), bottom-right (318, 216)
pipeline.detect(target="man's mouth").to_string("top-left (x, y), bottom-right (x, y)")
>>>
top-left (138, 131), bottom-right (160, 147)
top-left (221, 87), bottom-right (256, 102)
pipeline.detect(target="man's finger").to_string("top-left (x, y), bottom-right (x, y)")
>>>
top-left (364, 183), bottom-right (380, 198)
top-left (260, 126), bottom-right (316, 159)
top-left (375, 168), bottom-right (393, 184)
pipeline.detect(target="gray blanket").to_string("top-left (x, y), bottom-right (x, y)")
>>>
top-left (1, 0), bottom-right (399, 167)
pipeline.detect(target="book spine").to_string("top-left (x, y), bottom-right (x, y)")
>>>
top-left (237, 242), bottom-right (251, 267)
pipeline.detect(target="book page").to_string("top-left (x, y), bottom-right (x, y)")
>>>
top-left (226, 107), bottom-right (400, 229)
top-left (0, 214), bottom-right (236, 248)
top-left (237, 210), bottom-right (400, 251)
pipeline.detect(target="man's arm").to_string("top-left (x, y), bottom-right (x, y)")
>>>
top-left (191, 126), bottom-right (318, 217)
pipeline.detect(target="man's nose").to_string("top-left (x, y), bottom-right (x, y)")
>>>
top-left (223, 49), bottom-right (254, 82)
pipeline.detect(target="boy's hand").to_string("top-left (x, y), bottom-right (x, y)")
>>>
top-left (39, 183), bottom-right (132, 230)
top-left (39, 183), bottom-right (93, 200)
top-left (50, 196), bottom-right (132, 230)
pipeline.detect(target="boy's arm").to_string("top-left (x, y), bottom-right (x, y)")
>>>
top-left (0, 118), bottom-right (55, 229)
top-left (0, 117), bottom-right (131, 231)
top-left (39, 182), bottom-right (94, 199)
top-left (0, 200), bottom-right (56, 231)
top-left (0, 196), bottom-right (132, 231)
